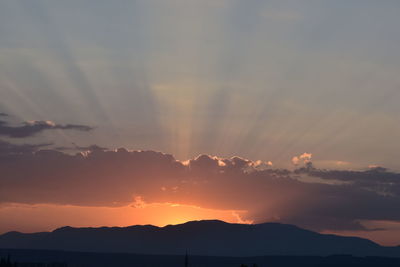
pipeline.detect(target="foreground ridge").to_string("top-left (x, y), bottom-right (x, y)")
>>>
top-left (0, 220), bottom-right (399, 258)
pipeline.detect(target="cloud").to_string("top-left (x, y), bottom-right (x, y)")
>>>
top-left (0, 140), bottom-right (51, 156)
top-left (55, 144), bottom-right (108, 153)
top-left (0, 117), bottom-right (93, 138)
top-left (296, 165), bottom-right (399, 197)
top-left (0, 147), bottom-right (399, 233)
top-left (291, 152), bottom-right (313, 166)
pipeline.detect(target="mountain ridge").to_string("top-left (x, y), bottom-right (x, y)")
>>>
top-left (0, 220), bottom-right (398, 257)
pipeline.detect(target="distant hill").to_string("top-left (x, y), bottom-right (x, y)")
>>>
top-left (2, 249), bottom-right (400, 267)
top-left (0, 220), bottom-right (399, 257)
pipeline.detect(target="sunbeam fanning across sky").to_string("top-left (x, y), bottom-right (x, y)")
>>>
top-left (1, 1), bottom-right (400, 258)
top-left (1, 0), bottom-right (400, 167)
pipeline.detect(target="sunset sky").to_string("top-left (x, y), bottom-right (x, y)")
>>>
top-left (1, 0), bottom-right (400, 246)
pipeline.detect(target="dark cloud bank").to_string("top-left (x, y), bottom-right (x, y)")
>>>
top-left (0, 114), bottom-right (92, 138)
top-left (0, 140), bottom-right (399, 233)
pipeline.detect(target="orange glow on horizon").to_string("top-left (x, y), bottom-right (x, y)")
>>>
top-left (1, 201), bottom-right (399, 246)
top-left (0, 200), bottom-right (253, 234)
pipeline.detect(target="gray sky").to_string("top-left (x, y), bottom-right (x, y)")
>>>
top-left (1, 0), bottom-right (400, 169)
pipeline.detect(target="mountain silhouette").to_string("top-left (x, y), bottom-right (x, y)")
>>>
top-left (0, 220), bottom-right (399, 257)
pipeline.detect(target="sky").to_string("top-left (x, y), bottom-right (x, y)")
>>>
top-left (1, 0), bottom-right (400, 246)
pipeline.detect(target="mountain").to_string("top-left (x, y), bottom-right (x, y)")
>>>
top-left (0, 220), bottom-right (399, 257)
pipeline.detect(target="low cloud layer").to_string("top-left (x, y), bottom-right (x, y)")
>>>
top-left (0, 115), bottom-right (93, 138)
top-left (0, 140), bottom-right (51, 156)
top-left (0, 142), bottom-right (399, 233)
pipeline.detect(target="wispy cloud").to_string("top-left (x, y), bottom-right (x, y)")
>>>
top-left (0, 116), bottom-right (93, 138)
